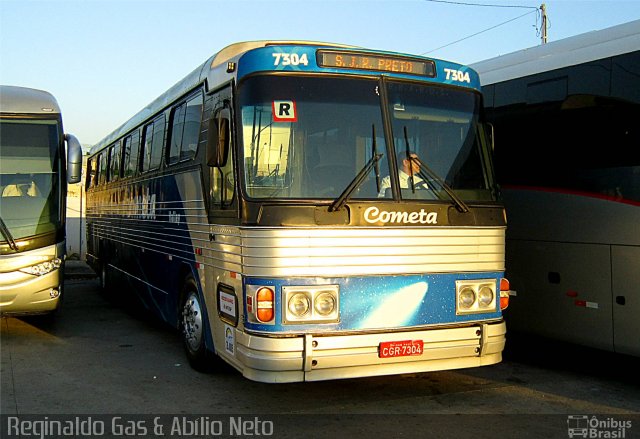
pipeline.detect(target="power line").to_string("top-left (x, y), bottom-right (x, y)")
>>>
top-left (424, 0), bottom-right (537, 9)
top-left (421, 9), bottom-right (538, 55)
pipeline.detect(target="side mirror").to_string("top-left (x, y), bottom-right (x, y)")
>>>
top-left (65, 133), bottom-right (83, 184)
top-left (206, 108), bottom-right (230, 167)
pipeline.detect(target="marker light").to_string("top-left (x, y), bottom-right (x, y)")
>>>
top-left (256, 287), bottom-right (275, 323)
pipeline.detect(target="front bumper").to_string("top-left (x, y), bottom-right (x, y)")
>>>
top-left (0, 268), bottom-right (62, 315)
top-left (232, 320), bottom-right (506, 383)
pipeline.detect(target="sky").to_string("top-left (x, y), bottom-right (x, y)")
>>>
top-left (2, 0), bottom-right (639, 148)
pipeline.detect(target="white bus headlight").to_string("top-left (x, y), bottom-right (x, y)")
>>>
top-left (19, 258), bottom-right (62, 276)
top-left (283, 285), bottom-right (339, 324)
top-left (288, 293), bottom-right (311, 317)
top-left (458, 287), bottom-right (476, 309)
top-left (314, 292), bottom-right (336, 316)
top-left (478, 286), bottom-right (494, 308)
top-left (456, 280), bottom-right (497, 315)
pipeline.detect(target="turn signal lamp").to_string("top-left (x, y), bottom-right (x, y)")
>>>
top-left (256, 287), bottom-right (275, 323)
top-left (500, 278), bottom-right (511, 310)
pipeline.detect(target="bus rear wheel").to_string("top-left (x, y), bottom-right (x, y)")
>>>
top-left (180, 281), bottom-right (208, 371)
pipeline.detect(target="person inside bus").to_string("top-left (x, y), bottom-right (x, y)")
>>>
top-left (378, 150), bottom-right (428, 197)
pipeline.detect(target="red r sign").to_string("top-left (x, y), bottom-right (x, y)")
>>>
top-left (272, 100), bottom-right (297, 122)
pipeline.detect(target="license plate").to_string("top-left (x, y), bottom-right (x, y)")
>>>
top-left (379, 340), bottom-right (424, 358)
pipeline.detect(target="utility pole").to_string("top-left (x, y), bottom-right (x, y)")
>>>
top-left (540, 3), bottom-right (548, 44)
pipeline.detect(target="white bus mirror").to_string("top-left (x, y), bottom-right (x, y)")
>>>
top-left (65, 133), bottom-right (83, 184)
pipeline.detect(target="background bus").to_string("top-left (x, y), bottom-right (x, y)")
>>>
top-left (471, 20), bottom-right (640, 356)
top-left (85, 41), bottom-right (510, 382)
top-left (0, 85), bottom-right (83, 315)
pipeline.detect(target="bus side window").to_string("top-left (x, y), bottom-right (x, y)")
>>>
top-left (85, 158), bottom-right (92, 191)
top-left (209, 100), bottom-right (235, 207)
top-left (110, 141), bottom-right (121, 181)
top-left (142, 123), bottom-right (154, 172)
top-left (98, 151), bottom-right (107, 185)
top-left (168, 103), bottom-right (186, 165)
top-left (182, 93), bottom-right (203, 161)
top-left (125, 130), bottom-right (141, 177)
top-left (149, 115), bottom-right (165, 170)
top-left (168, 92), bottom-right (203, 165)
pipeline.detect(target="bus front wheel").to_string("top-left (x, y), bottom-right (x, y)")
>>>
top-left (180, 280), bottom-right (208, 371)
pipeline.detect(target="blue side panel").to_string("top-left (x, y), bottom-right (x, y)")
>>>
top-left (244, 272), bottom-right (502, 333)
top-left (117, 170), bottom-right (201, 327)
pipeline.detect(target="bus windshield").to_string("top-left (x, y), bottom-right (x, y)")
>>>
top-left (0, 119), bottom-right (62, 244)
top-left (239, 75), bottom-right (496, 202)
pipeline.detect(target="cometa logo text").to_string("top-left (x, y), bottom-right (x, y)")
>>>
top-left (363, 206), bottom-right (438, 225)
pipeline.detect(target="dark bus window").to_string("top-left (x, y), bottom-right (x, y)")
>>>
top-left (168, 93), bottom-right (202, 165)
top-left (123, 131), bottom-right (141, 178)
top-left (98, 151), bottom-right (107, 185)
top-left (182, 93), bottom-right (203, 161)
top-left (149, 115), bottom-right (165, 170)
top-left (168, 103), bottom-right (186, 165)
top-left (142, 123), bottom-right (154, 172)
top-left (109, 141), bottom-right (121, 181)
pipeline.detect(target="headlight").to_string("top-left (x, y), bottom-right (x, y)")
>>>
top-left (19, 258), bottom-right (62, 276)
top-left (478, 286), bottom-right (494, 308)
top-left (283, 285), bottom-right (339, 324)
top-left (288, 292), bottom-right (311, 317)
top-left (314, 292), bottom-right (336, 316)
top-left (455, 280), bottom-right (498, 315)
top-left (458, 287), bottom-right (476, 309)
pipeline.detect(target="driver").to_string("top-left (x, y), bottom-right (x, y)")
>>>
top-left (378, 150), bottom-right (428, 197)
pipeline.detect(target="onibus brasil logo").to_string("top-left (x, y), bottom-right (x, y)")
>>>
top-left (567, 415), bottom-right (632, 438)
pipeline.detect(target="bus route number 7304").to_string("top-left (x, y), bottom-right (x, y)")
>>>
top-left (444, 68), bottom-right (471, 83)
top-left (273, 53), bottom-right (309, 66)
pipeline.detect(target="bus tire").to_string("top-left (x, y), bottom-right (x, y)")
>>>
top-left (180, 277), bottom-right (209, 371)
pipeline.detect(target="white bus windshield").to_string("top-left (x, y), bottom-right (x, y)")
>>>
top-left (239, 75), bottom-right (496, 202)
top-left (0, 119), bottom-right (62, 243)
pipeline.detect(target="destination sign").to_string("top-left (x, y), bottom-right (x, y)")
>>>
top-left (317, 50), bottom-right (435, 77)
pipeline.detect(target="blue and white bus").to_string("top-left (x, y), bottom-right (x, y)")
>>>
top-left (85, 41), bottom-right (509, 382)
top-left (0, 85), bottom-right (83, 315)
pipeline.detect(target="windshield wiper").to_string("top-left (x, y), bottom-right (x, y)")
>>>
top-left (0, 215), bottom-right (18, 252)
top-left (329, 125), bottom-right (382, 212)
top-left (403, 126), bottom-right (470, 213)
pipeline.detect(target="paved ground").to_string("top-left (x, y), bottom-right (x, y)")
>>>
top-left (1, 263), bottom-right (639, 438)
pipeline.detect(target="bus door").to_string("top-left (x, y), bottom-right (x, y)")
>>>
top-left (204, 86), bottom-right (242, 362)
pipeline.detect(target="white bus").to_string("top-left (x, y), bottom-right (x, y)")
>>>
top-left (472, 20), bottom-right (640, 356)
top-left (0, 85), bottom-right (83, 315)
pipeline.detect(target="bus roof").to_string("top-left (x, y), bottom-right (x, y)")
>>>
top-left (90, 40), bottom-right (477, 155)
top-left (0, 85), bottom-right (61, 115)
top-left (210, 40), bottom-right (358, 69)
top-left (471, 19), bottom-right (640, 86)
